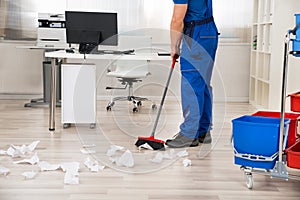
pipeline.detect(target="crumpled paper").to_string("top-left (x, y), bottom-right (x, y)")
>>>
top-left (176, 150), bottom-right (189, 158)
top-left (182, 158), bottom-right (192, 167)
top-left (13, 153), bottom-right (39, 165)
top-left (6, 141), bottom-right (40, 157)
top-left (60, 162), bottom-right (80, 185)
top-left (150, 150), bottom-right (176, 163)
top-left (60, 162), bottom-right (80, 174)
top-left (0, 166), bottom-right (10, 176)
top-left (22, 171), bottom-right (37, 179)
top-left (116, 150), bottom-right (134, 168)
top-left (138, 143), bottom-right (153, 151)
top-left (38, 161), bottom-right (60, 171)
top-left (0, 149), bottom-right (6, 155)
top-left (80, 148), bottom-right (96, 154)
top-left (106, 145), bottom-right (124, 157)
top-left (151, 152), bottom-right (164, 163)
top-left (84, 157), bottom-right (105, 172)
top-left (64, 171), bottom-right (79, 185)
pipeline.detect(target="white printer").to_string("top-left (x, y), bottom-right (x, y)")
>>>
top-left (37, 13), bottom-right (68, 48)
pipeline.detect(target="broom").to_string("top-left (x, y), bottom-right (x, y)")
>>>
top-left (135, 55), bottom-right (178, 150)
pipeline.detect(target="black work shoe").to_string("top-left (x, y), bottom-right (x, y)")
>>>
top-left (165, 133), bottom-right (199, 148)
top-left (198, 131), bottom-right (212, 144)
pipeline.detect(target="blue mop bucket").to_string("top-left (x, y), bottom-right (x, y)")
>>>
top-left (292, 14), bottom-right (300, 55)
top-left (232, 116), bottom-right (290, 169)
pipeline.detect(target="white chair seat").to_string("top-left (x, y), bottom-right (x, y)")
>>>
top-left (106, 70), bottom-right (149, 79)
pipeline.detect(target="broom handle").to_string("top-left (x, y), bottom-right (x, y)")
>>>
top-left (151, 56), bottom-right (178, 136)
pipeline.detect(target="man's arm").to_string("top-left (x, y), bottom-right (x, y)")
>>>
top-left (170, 4), bottom-right (187, 58)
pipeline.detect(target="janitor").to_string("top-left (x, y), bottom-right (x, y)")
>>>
top-left (166, 0), bottom-right (219, 148)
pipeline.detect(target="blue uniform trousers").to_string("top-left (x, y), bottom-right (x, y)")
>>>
top-left (179, 20), bottom-right (218, 139)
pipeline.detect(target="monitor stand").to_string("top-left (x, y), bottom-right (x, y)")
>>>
top-left (79, 43), bottom-right (98, 54)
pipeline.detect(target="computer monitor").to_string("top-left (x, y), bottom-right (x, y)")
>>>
top-left (65, 11), bottom-right (118, 54)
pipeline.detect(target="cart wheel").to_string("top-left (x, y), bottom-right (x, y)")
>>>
top-left (151, 104), bottom-right (157, 110)
top-left (137, 101), bottom-right (142, 107)
top-left (63, 123), bottom-right (70, 129)
top-left (90, 123), bottom-right (96, 129)
top-left (133, 107), bottom-right (138, 112)
top-left (244, 172), bottom-right (253, 189)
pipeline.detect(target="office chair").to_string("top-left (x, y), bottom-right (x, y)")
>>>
top-left (105, 35), bottom-right (156, 112)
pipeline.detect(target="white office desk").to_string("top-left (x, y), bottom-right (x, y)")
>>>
top-left (45, 50), bottom-right (171, 131)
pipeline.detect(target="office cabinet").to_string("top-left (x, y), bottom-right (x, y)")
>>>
top-left (249, 0), bottom-right (300, 109)
top-left (61, 63), bottom-right (96, 128)
top-left (249, 0), bottom-right (274, 108)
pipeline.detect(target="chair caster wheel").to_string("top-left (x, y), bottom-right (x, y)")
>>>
top-left (90, 123), bottom-right (96, 129)
top-left (151, 104), bottom-right (157, 110)
top-left (63, 123), bottom-right (70, 129)
top-left (106, 106), bottom-right (111, 111)
top-left (133, 107), bottom-right (138, 112)
top-left (137, 101), bottom-right (142, 107)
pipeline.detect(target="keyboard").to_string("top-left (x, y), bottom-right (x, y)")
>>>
top-left (92, 49), bottom-right (135, 55)
top-left (157, 52), bottom-right (171, 56)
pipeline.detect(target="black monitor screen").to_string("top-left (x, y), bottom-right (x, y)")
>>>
top-left (65, 11), bottom-right (118, 53)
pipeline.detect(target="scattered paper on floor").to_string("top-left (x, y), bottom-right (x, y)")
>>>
top-left (106, 145), bottom-right (124, 157)
top-left (116, 150), bottom-right (134, 168)
top-left (60, 162), bottom-right (80, 174)
top-left (60, 162), bottom-right (80, 185)
top-left (138, 143), bottom-right (153, 151)
top-left (151, 152), bottom-right (164, 163)
top-left (13, 153), bottom-right (39, 165)
top-left (6, 141), bottom-right (40, 157)
top-left (64, 171), bottom-right (79, 185)
top-left (182, 158), bottom-right (192, 167)
top-left (22, 171), bottom-right (37, 179)
top-left (38, 161), bottom-right (60, 171)
top-left (177, 150), bottom-right (189, 158)
top-left (84, 157), bottom-right (105, 172)
top-left (80, 148), bottom-right (96, 154)
top-left (0, 150), bottom-right (6, 155)
top-left (0, 166), bottom-right (10, 176)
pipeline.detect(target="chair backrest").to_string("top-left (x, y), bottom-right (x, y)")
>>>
top-left (110, 35), bottom-right (152, 77)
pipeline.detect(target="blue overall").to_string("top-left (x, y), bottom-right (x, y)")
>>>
top-left (173, 0), bottom-right (219, 139)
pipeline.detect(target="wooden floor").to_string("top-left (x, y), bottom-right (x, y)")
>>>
top-left (0, 100), bottom-right (300, 200)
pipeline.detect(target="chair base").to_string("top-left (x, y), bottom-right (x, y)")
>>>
top-left (106, 96), bottom-right (157, 112)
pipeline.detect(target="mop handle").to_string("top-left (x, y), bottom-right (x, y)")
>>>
top-left (151, 56), bottom-right (178, 136)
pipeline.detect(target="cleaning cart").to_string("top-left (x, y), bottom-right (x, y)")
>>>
top-left (232, 14), bottom-right (300, 189)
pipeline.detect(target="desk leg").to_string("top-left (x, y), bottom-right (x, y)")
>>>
top-left (49, 58), bottom-right (57, 131)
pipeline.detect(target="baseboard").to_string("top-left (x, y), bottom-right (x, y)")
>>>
top-left (0, 93), bottom-right (42, 100)
top-left (0, 94), bottom-right (248, 103)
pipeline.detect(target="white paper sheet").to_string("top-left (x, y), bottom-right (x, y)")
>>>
top-left (60, 162), bottom-right (80, 174)
top-left (138, 143), bottom-right (153, 151)
top-left (106, 145), bottom-right (124, 157)
top-left (13, 153), bottom-right (39, 165)
top-left (64, 171), bottom-right (79, 185)
top-left (22, 171), bottom-right (37, 179)
top-left (80, 148), bottom-right (96, 154)
top-left (163, 149), bottom-right (175, 160)
top-left (84, 157), bottom-right (105, 172)
top-left (38, 161), bottom-right (60, 171)
top-left (0, 149), bottom-right (6, 155)
top-left (0, 166), bottom-right (10, 176)
top-left (177, 150), bottom-right (189, 158)
top-left (116, 150), bottom-right (134, 168)
top-left (182, 158), bottom-right (192, 167)
top-left (61, 162), bottom-right (80, 185)
top-left (7, 141), bottom-right (40, 157)
top-left (26, 141), bottom-right (40, 152)
top-left (151, 152), bottom-right (164, 163)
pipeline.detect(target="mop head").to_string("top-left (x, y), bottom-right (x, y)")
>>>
top-left (135, 136), bottom-right (165, 150)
